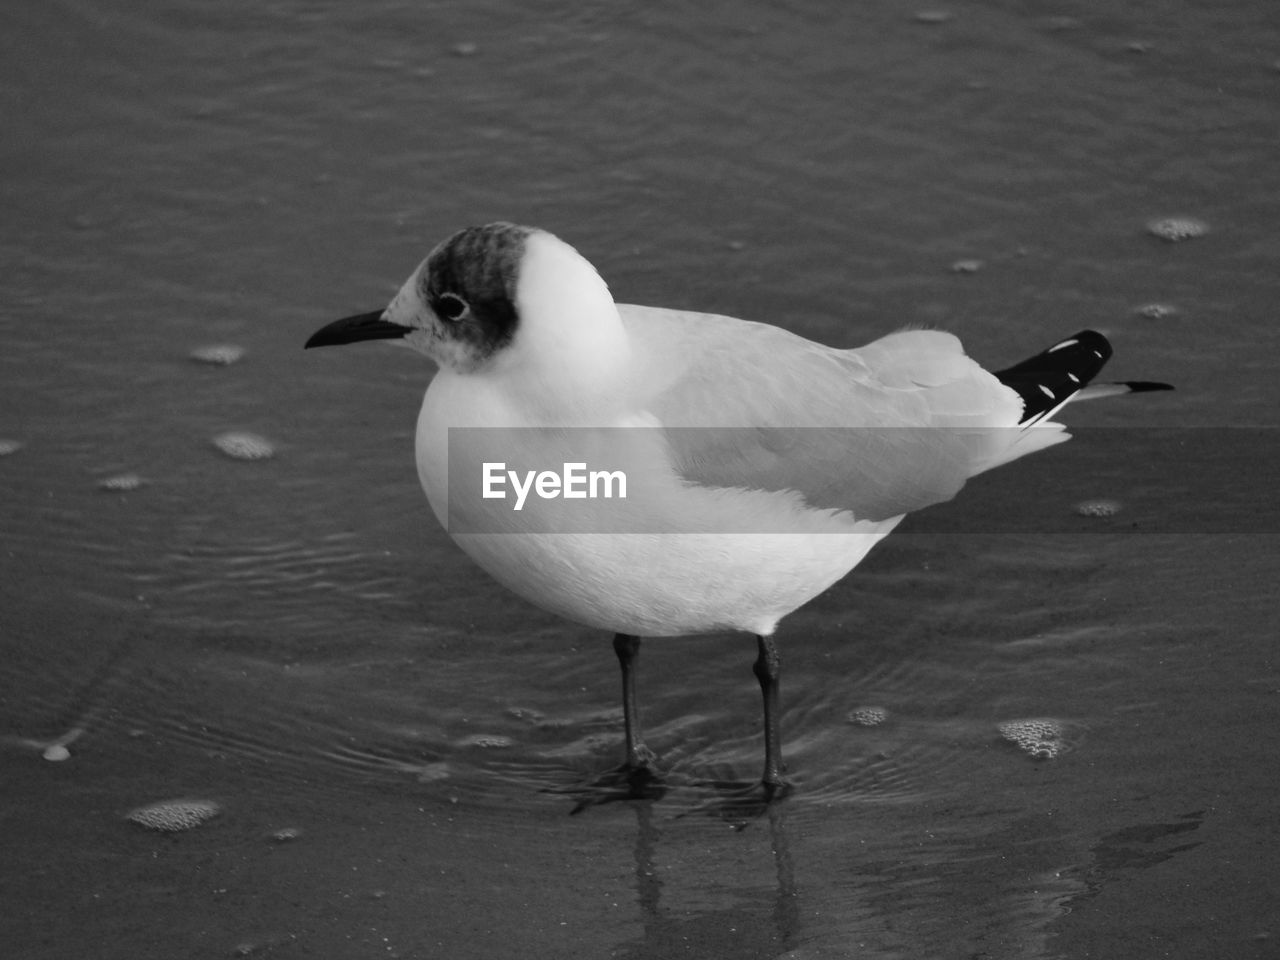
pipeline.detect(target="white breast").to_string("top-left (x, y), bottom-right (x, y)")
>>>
top-left (414, 368), bottom-right (898, 637)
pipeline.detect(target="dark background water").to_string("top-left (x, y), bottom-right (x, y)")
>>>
top-left (2, 2), bottom-right (1278, 958)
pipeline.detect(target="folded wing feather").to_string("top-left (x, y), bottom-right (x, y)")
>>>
top-left (619, 307), bottom-right (1040, 523)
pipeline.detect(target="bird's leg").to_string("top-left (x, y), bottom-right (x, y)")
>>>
top-left (753, 634), bottom-right (787, 795)
top-left (554, 633), bottom-right (664, 811)
top-left (613, 633), bottom-right (654, 770)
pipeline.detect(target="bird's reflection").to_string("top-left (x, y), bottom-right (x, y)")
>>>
top-left (545, 761), bottom-right (794, 823)
top-left (616, 792), bottom-right (800, 959)
top-left (544, 763), bottom-right (669, 814)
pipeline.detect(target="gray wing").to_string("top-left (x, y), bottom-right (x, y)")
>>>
top-left (618, 305), bottom-right (1025, 522)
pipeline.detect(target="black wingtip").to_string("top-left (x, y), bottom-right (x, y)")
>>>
top-left (994, 329), bottom-right (1114, 423)
top-left (1118, 380), bottom-right (1175, 393)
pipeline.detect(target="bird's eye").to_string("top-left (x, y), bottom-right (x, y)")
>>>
top-left (436, 292), bottom-right (469, 322)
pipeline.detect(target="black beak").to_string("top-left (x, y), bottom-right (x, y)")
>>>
top-left (305, 310), bottom-right (410, 349)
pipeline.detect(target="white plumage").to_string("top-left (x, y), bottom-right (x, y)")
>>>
top-left (410, 230), bottom-right (1064, 637)
top-left (307, 222), bottom-right (1168, 795)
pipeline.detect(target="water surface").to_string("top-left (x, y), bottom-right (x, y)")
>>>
top-left (2, 2), bottom-right (1278, 958)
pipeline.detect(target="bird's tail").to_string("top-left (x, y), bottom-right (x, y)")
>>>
top-left (993, 329), bottom-right (1173, 428)
top-left (963, 329), bottom-right (1173, 475)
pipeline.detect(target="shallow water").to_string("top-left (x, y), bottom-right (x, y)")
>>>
top-left (3, 2), bottom-right (1279, 958)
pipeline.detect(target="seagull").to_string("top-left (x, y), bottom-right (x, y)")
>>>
top-left (306, 222), bottom-right (1170, 799)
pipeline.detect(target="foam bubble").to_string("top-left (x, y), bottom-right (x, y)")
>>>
top-left (504, 705), bottom-right (546, 724)
top-left (1146, 216), bottom-right (1209, 242)
top-left (847, 706), bottom-right (889, 727)
top-left (126, 798), bottom-right (221, 832)
top-left (190, 344), bottom-right (245, 366)
top-left (0, 439), bottom-right (22, 456)
top-left (98, 472), bottom-right (144, 492)
top-left (212, 432), bottom-right (275, 460)
top-left (415, 762), bottom-right (452, 783)
top-left (998, 718), bottom-right (1065, 759)
top-left (1134, 303), bottom-right (1178, 320)
top-left (1075, 498), bottom-right (1122, 518)
top-left (458, 733), bottom-right (515, 749)
top-left (950, 258), bottom-right (984, 274)
top-left (1042, 15), bottom-right (1082, 31)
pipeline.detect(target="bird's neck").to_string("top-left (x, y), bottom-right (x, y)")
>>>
top-left (501, 234), bottom-right (634, 423)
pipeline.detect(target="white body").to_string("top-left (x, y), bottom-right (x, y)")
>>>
top-left (407, 234), bottom-right (1067, 637)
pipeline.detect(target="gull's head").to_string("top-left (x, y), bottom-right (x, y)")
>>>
top-left (306, 223), bottom-right (627, 395)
